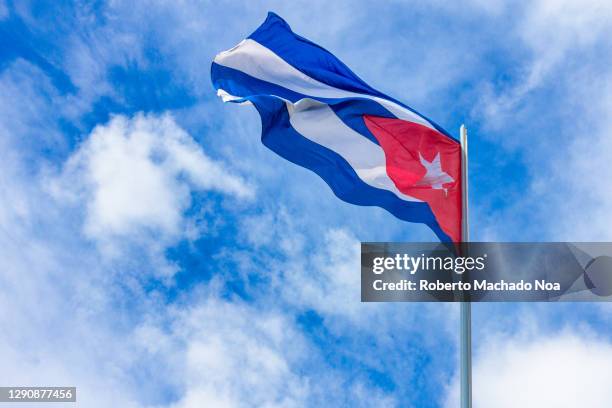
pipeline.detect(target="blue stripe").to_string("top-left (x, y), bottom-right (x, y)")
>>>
top-left (246, 95), bottom-right (452, 243)
top-left (329, 100), bottom-right (395, 145)
top-left (212, 62), bottom-right (312, 104)
top-left (247, 12), bottom-right (456, 142)
top-left (248, 12), bottom-right (384, 98)
top-left (212, 63), bottom-right (400, 145)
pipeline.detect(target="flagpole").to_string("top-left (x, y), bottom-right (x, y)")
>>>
top-left (460, 124), bottom-right (472, 408)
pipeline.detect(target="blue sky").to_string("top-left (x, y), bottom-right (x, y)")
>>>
top-left (2, 1), bottom-right (612, 407)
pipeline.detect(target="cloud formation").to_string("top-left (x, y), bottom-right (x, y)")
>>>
top-left (445, 329), bottom-right (612, 407)
top-left (51, 113), bottom-right (253, 266)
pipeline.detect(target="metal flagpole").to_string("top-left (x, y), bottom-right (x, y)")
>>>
top-left (460, 124), bottom-right (472, 408)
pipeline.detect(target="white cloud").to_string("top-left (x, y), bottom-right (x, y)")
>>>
top-left (238, 209), bottom-right (365, 320)
top-left (284, 228), bottom-right (363, 319)
top-left (548, 76), bottom-right (612, 240)
top-left (141, 296), bottom-right (310, 408)
top-left (0, 60), bottom-right (69, 155)
top-left (445, 330), bottom-right (612, 407)
top-left (0, 135), bottom-right (144, 408)
top-left (0, 1), bottom-right (7, 20)
top-left (462, 0), bottom-right (612, 242)
top-left (237, 207), bottom-right (458, 348)
top-left (128, 288), bottom-right (400, 408)
top-left (476, 0), bottom-right (612, 129)
top-left (52, 113), bottom-right (253, 255)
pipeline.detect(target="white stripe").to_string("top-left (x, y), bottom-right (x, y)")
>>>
top-left (287, 99), bottom-right (420, 202)
top-left (216, 89), bottom-right (252, 105)
top-left (214, 39), bottom-right (436, 131)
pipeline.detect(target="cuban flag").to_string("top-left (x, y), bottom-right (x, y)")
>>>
top-left (211, 12), bottom-right (462, 243)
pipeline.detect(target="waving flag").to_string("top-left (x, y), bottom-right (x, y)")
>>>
top-left (211, 12), bottom-right (462, 243)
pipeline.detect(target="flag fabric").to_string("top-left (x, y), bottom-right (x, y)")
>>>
top-left (211, 12), bottom-right (462, 243)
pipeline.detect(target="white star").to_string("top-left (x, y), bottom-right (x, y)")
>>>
top-left (416, 152), bottom-right (454, 192)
